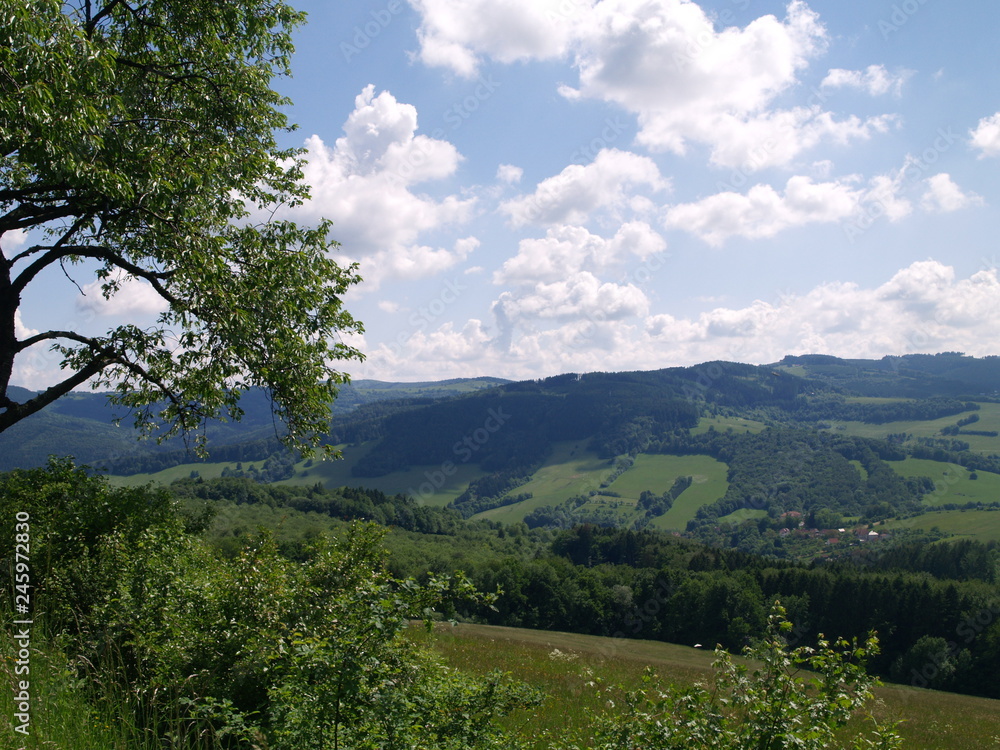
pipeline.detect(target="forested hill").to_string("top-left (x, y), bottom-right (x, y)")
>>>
top-left (4, 352), bottom-right (1000, 476)
top-left (0, 377), bottom-right (508, 471)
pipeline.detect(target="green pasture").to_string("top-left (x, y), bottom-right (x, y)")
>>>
top-left (610, 453), bottom-right (730, 530)
top-left (882, 509), bottom-right (1000, 542)
top-left (886, 457), bottom-right (1000, 507)
top-left (414, 622), bottom-right (1000, 750)
top-left (825, 402), bottom-right (1000, 455)
top-left (691, 414), bottom-right (767, 435)
top-left (281, 442), bottom-right (482, 507)
top-left (475, 447), bottom-right (730, 528)
top-left (475, 442), bottom-right (615, 524)
top-left (109, 461), bottom-right (238, 486)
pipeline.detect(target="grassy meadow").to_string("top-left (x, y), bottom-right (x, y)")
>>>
top-left (825, 402), bottom-right (1000, 455)
top-left (881, 508), bottom-right (1000, 542)
top-left (412, 622), bottom-right (1000, 750)
top-left (886, 457), bottom-right (1000, 507)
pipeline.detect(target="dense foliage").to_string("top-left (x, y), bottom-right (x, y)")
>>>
top-left (0, 460), bottom-right (537, 748)
top-left (1, 0), bottom-right (362, 452)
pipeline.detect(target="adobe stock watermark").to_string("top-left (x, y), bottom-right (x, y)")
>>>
top-left (571, 116), bottom-right (629, 165)
top-left (11, 511), bottom-right (32, 738)
top-left (843, 126), bottom-right (962, 244)
top-left (879, 0), bottom-right (934, 41)
top-left (363, 277), bottom-right (469, 378)
top-left (910, 599), bottom-right (1000, 689)
top-left (384, 76), bottom-right (500, 187)
top-left (407, 407), bottom-right (512, 503)
top-left (565, 250), bottom-right (671, 352)
top-left (340, 0), bottom-right (405, 63)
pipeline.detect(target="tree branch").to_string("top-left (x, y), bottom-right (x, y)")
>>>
top-left (12, 244), bottom-right (179, 304)
top-left (0, 356), bottom-right (111, 433)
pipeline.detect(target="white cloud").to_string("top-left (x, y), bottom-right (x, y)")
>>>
top-left (641, 261), bottom-right (1000, 367)
top-left (351, 261), bottom-right (1000, 381)
top-left (821, 65), bottom-right (910, 97)
top-left (283, 86), bottom-right (475, 290)
top-left (920, 174), bottom-right (984, 213)
top-left (13, 310), bottom-right (37, 342)
top-left (663, 154), bottom-right (959, 245)
top-left (494, 271), bottom-right (649, 324)
top-left (494, 222), bottom-right (665, 284)
top-left (410, 1), bottom-right (897, 170)
top-left (663, 175), bottom-right (866, 245)
top-left (1, 229), bottom-right (27, 253)
top-left (77, 277), bottom-right (169, 317)
top-left (496, 163), bottom-right (523, 184)
top-left (970, 112), bottom-right (1000, 158)
top-left (500, 148), bottom-right (667, 227)
top-left (409, 0), bottom-right (588, 77)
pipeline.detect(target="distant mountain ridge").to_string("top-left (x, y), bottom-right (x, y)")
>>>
top-left (2, 352), bottom-right (998, 474)
top-left (0, 376), bottom-right (509, 471)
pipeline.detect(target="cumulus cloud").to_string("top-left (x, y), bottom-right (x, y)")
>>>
top-left (1, 229), bottom-right (27, 253)
top-left (970, 112), bottom-right (1000, 158)
top-left (77, 277), bottom-right (169, 317)
top-left (283, 86), bottom-right (476, 289)
top-left (920, 174), bottom-right (984, 213)
top-left (663, 175), bottom-right (867, 245)
top-left (494, 222), bottom-right (666, 284)
top-left (409, 0), bottom-right (586, 77)
top-left (821, 65), bottom-right (910, 97)
top-left (500, 148), bottom-right (668, 227)
top-left (411, 0), bottom-right (896, 170)
top-left (351, 261), bottom-right (1000, 381)
top-left (494, 271), bottom-right (649, 324)
top-left (662, 153), bottom-right (976, 245)
top-left (13, 310), bottom-right (37, 342)
top-left (496, 164), bottom-right (523, 183)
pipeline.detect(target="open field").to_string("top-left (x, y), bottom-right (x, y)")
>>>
top-left (825, 402), bottom-right (1000, 455)
top-left (281, 443), bottom-right (482, 507)
top-left (475, 447), bottom-right (730, 528)
top-left (881, 509), bottom-right (1000, 542)
top-left (475, 441), bottom-right (614, 524)
top-left (413, 622), bottom-right (1000, 750)
top-left (691, 414), bottom-right (766, 435)
top-left (110, 461), bottom-right (235, 486)
top-left (886, 457), bottom-right (1000, 507)
top-left (611, 454), bottom-right (730, 530)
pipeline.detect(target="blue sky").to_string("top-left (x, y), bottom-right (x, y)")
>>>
top-left (10, 0), bottom-right (1000, 386)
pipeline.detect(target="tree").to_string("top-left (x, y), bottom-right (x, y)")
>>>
top-left (1, 0), bottom-right (363, 453)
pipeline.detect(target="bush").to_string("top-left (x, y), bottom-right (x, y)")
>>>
top-left (554, 603), bottom-right (902, 750)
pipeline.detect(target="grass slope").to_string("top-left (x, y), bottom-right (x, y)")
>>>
top-left (882, 509), bottom-right (1000, 542)
top-left (825, 402), bottom-right (1000, 456)
top-left (609, 454), bottom-right (730, 531)
top-left (472, 445), bottom-right (730, 527)
top-left (886, 457), bottom-right (1000, 507)
top-left (414, 622), bottom-right (1000, 750)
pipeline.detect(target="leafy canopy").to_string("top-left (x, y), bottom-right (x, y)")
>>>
top-left (0, 0), bottom-right (363, 453)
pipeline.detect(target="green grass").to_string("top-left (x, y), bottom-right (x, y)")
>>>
top-left (280, 443), bottom-right (483, 507)
top-left (414, 622), bottom-right (1000, 750)
top-left (717, 507), bottom-right (768, 525)
top-left (882, 509), bottom-right (1000, 542)
top-left (886, 457), bottom-right (1000, 507)
top-left (109, 461), bottom-right (236, 486)
top-left (475, 442), bottom-right (613, 524)
top-left (824, 402), bottom-right (1000, 456)
top-left (611, 454), bottom-right (730, 531)
top-left (473, 447), bottom-right (730, 528)
top-left (691, 415), bottom-right (766, 435)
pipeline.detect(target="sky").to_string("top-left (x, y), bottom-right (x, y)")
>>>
top-left (9, 0), bottom-right (1000, 387)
